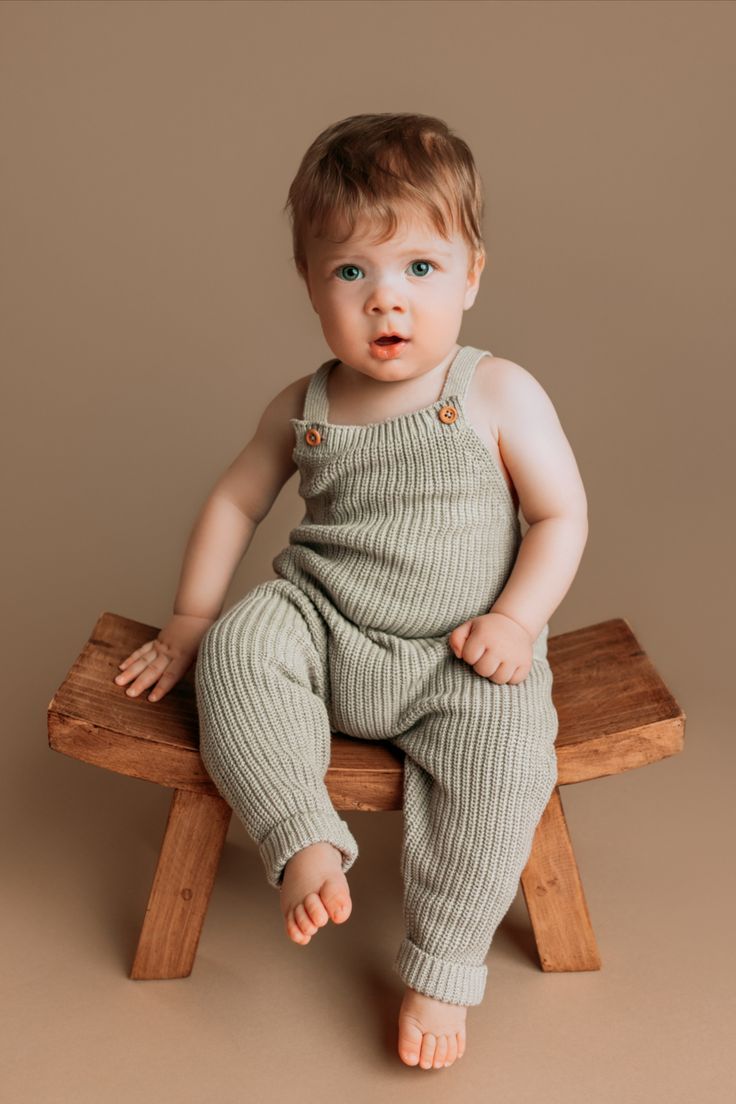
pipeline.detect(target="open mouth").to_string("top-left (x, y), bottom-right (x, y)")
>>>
top-left (374, 335), bottom-right (407, 345)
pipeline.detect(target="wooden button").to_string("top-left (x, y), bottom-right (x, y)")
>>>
top-left (305, 427), bottom-right (322, 446)
top-left (438, 404), bottom-right (458, 424)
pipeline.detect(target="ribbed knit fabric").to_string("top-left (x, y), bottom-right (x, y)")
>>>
top-left (195, 345), bottom-right (559, 1007)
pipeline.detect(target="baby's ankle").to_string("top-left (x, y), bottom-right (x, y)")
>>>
top-left (286, 840), bottom-right (342, 870)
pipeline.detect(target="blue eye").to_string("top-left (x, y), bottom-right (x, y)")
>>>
top-left (336, 264), bottom-right (363, 281)
top-left (410, 260), bottom-right (434, 277)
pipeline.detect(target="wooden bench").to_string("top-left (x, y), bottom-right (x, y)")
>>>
top-left (47, 612), bottom-right (685, 981)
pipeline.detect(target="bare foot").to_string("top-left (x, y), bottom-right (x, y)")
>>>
top-left (279, 841), bottom-right (352, 945)
top-left (397, 986), bottom-right (468, 1069)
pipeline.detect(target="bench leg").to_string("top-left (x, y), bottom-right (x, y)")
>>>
top-left (519, 786), bottom-right (602, 972)
top-left (130, 788), bottom-right (232, 980)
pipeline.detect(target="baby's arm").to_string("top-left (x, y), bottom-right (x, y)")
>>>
top-left (449, 359), bottom-right (588, 682)
top-left (172, 372), bottom-right (311, 620)
top-left (115, 373), bottom-right (312, 702)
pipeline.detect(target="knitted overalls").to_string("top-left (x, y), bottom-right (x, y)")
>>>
top-left (195, 345), bottom-right (559, 1007)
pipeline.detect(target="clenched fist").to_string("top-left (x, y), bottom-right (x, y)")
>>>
top-left (448, 610), bottom-right (534, 685)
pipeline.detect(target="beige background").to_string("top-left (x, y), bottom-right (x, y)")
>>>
top-left (2, 0), bottom-right (733, 1100)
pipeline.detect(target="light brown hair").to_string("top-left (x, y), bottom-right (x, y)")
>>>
top-left (283, 113), bottom-right (486, 279)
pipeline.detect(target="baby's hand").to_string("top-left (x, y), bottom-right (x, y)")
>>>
top-left (114, 613), bottom-right (216, 703)
top-left (448, 611), bottom-right (533, 685)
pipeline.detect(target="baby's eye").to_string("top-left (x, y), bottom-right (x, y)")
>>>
top-left (409, 260), bottom-right (435, 277)
top-left (336, 264), bottom-right (363, 281)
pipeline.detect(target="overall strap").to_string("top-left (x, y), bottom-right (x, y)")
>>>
top-left (440, 345), bottom-right (494, 404)
top-left (302, 358), bottom-right (338, 423)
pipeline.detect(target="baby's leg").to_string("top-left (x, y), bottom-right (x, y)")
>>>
top-left (391, 659), bottom-right (558, 1067)
top-left (194, 581), bottom-right (359, 941)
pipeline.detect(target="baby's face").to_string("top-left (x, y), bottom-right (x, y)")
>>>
top-left (302, 211), bottom-right (485, 383)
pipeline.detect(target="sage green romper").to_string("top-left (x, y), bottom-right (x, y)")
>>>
top-left (195, 345), bottom-right (559, 1006)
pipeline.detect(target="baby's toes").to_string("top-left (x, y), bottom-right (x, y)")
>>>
top-left (445, 1034), bottom-right (458, 1065)
top-left (294, 902), bottom-right (317, 936)
top-left (285, 909), bottom-right (310, 944)
top-left (303, 892), bottom-right (329, 928)
top-left (398, 1022), bottom-right (422, 1066)
top-left (419, 1033), bottom-right (437, 1070)
top-left (433, 1034), bottom-right (449, 1069)
top-left (456, 1031), bottom-right (466, 1059)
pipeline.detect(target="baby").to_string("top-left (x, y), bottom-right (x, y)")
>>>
top-left (114, 112), bottom-right (588, 1071)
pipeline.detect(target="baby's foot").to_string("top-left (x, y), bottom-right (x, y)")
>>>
top-left (398, 986), bottom-right (468, 1069)
top-left (279, 841), bottom-right (352, 945)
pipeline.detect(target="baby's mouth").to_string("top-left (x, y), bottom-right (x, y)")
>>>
top-left (373, 336), bottom-right (408, 345)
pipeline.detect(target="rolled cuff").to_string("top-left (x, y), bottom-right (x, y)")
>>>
top-left (259, 809), bottom-right (359, 889)
top-left (393, 936), bottom-right (488, 1006)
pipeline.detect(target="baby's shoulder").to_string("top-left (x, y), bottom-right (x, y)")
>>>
top-left (475, 354), bottom-right (556, 424)
top-left (476, 352), bottom-right (544, 392)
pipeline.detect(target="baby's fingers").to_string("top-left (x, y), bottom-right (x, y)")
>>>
top-left (115, 652), bottom-right (170, 699)
top-left (114, 653), bottom-right (152, 687)
top-left (117, 640), bottom-right (158, 670)
top-left (147, 670), bottom-right (181, 703)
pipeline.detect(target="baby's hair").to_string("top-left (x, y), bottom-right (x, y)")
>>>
top-left (283, 112), bottom-right (485, 279)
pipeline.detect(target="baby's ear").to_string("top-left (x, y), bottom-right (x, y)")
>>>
top-left (464, 259), bottom-right (484, 308)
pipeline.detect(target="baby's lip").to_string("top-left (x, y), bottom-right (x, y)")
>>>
top-left (372, 333), bottom-right (410, 341)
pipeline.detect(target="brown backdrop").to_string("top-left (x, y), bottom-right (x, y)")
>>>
top-left (2, 1), bottom-right (732, 1101)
